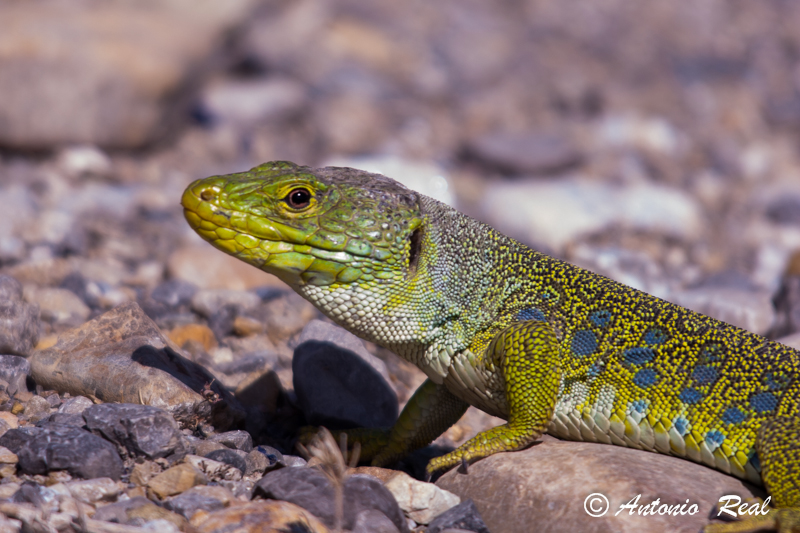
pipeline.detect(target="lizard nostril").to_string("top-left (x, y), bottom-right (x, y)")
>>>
top-left (200, 189), bottom-right (215, 201)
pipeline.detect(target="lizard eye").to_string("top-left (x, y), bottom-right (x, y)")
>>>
top-left (285, 188), bottom-right (312, 209)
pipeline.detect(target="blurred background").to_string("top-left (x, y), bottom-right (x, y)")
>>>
top-left (2, 0), bottom-right (800, 348)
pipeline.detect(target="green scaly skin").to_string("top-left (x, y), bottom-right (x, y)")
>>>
top-left (182, 161), bottom-right (800, 532)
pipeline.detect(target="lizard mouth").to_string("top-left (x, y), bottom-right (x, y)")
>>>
top-left (181, 182), bottom-right (372, 287)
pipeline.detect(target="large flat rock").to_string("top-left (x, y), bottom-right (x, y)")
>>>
top-left (436, 435), bottom-right (762, 533)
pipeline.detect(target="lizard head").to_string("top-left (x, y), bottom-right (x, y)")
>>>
top-left (181, 161), bottom-right (425, 290)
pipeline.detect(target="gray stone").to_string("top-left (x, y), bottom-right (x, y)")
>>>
top-left (436, 435), bottom-right (761, 533)
top-left (141, 280), bottom-right (198, 320)
top-left (0, 1), bottom-right (259, 149)
top-left (383, 471), bottom-right (460, 525)
top-left (293, 320), bottom-right (397, 429)
top-left (245, 446), bottom-right (284, 475)
top-left (467, 131), bottom-right (583, 175)
top-left (427, 500), bottom-right (489, 533)
top-left (83, 403), bottom-right (184, 460)
top-left (204, 448), bottom-right (246, 474)
top-left (253, 468), bottom-right (407, 532)
top-left (669, 287), bottom-right (775, 336)
top-left (163, 485), bottom-right (235, 520)
top-left (28, 302), bottom-right (245, 430)
top-left (198, 77), bottom-right (308, 127)
top-left (0, 355), bottom-right (30, 396)
top-left (0, 276), bottom-right (39, 357)
top-left (40, 413), bottom-right (85, 427)
top-left (480, 179), bottom-right (704, 252)
top-left (353, 509), bottom-right (403, 533)
top-left (772, 276), bottom-right (800, 338)
top-left (57, 396), bottom-right (93, 415)
top-left (22, 396), bottom-right (51, 419)
top-left (190, 289), bottom-right (261, 318)
top-left (0, 424), bottom-right (123, 480)
top-left (209, 430), bottom-right (253, 452)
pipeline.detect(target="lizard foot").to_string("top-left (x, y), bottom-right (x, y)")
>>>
top-left (425, 423), bottom-right (541, 478)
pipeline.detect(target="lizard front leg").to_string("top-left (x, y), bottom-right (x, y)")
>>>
top-left (319, 378), bottom-right (469, 466)
top-left (426, 320), bottom-right (562, 477)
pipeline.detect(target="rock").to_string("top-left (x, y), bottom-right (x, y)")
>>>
top-left (0, 355), bottom-right (30, 396)
top-left (353, 509), bottom-right (403, 533)
top-left (93, 496), bottom-right (186, 529)
top-left (293, 320), bottom-right (397, 429)
top-left (41, 413), bottom-right (85, 427)
top-left (427, 499), bottom-right (489, 533)
top-left (0, 413), bottom-right (19, 430)
top-left (0, 424), bottom-right (123, 480)
top-left (168, 323), bottom-right (217, 352)
top-left (57, 395), bottom-right (93, 415)
top-left (28, 302), bottom-right (245, 430)
top-left (253, 467), bottom-right (407, 532)
top-left (0, 0), bottom-right (259, 149)
top-left (480, 179), bottom-right (704, 252)
top-left (204, 448), bottom-right (246, 474)
top-left (147, 463), bottom-right (208, 499)
top-left (246, 446), bottom-right (284, 476)
top-left (194, 440), bottom-right (226, 457)
top-left (198, 77), bottom-right (308, 127)
top-left (130, 460), bottom-right (162, 487)
top-left (191, 289), bottom-right (261, 318)
top-left (262, 292), bottom-right (317, 342)
top-left (22, 286), bottom-right (90, 325)
top-left (466, 131), bottom-right (583, 175)
top-left (66, 477), bottom-right (120, 504)
top-left (669, 287), bottom-right (775, 336)
top-left (163, 484), bottom-right (235, 520)
top-left (83, 403), bottom-right (184, 460)
top-left (777, 332), bottom-right (800, 351)
top-left (22, 395), bottom-right (51, 420)
top-left (383, 471), bottom-right (460, 525)
top-left (148, 280), bottom-right (199, 313)
top-left (0, 276), bottom-right (40, 357)
top-left (771, 275), bottom-right (800, 338)
top-left (191, 500), bottom-right (329, 533)
top-left (209, 430), bottom-right (253, 452)
top-left (0, 446), bottom-right (18, 466)
top-left (184, 454), bottom-right (243, 482)
top-left (435, 436), bottom-right (761, 533)
top-left (168, 245), bottom-right (284, 290)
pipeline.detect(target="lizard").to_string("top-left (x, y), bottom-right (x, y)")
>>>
top-left (182, 160), bottom-right (800, 532)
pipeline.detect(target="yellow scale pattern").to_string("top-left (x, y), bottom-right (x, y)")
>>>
top-left (182, 161), bottom-right (800, 526)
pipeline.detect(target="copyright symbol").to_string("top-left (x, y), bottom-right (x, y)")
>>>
top-left (584, 493), bottom-right (609, 517)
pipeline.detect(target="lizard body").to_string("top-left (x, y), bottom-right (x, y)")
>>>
top-left (182, 161), bottom-right (800, 531)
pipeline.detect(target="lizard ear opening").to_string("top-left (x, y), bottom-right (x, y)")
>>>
top-left (407, 226), bottom-right (423, 279)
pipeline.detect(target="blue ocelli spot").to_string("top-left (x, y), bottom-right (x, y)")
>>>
top-left (721, 407), bottom-right (746, 425)
top-left (750, 392), bottom-right (778, 413)
top-left (633, 368), bottom-right (658, 388)
top-left (673, 416), bottom-right (689, 436)
top-left (763, 371), bottom-right (790, 392)
top-left (643, 328), bottom-right (668, 346)
top-left (571, 330), bottom-right (598, 357)
top-left (701, 343), bottom-right (724, 362)
top-left (589, 310), bottom-right (611, 328)
top-left (692, 365), bottom-right (718, 386)
top-left (587, 360), bottom-right (604, 378)
top-left (623, 347), bottom-right (655, 365)
top-left (679, 387), bottom-right (703, 404)
top-left (705, 430), bottom-right (726, 447)
top-left (630, 399), bottom-right (648, 414)
top-left (516, 307), bottom-right (546, 322)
